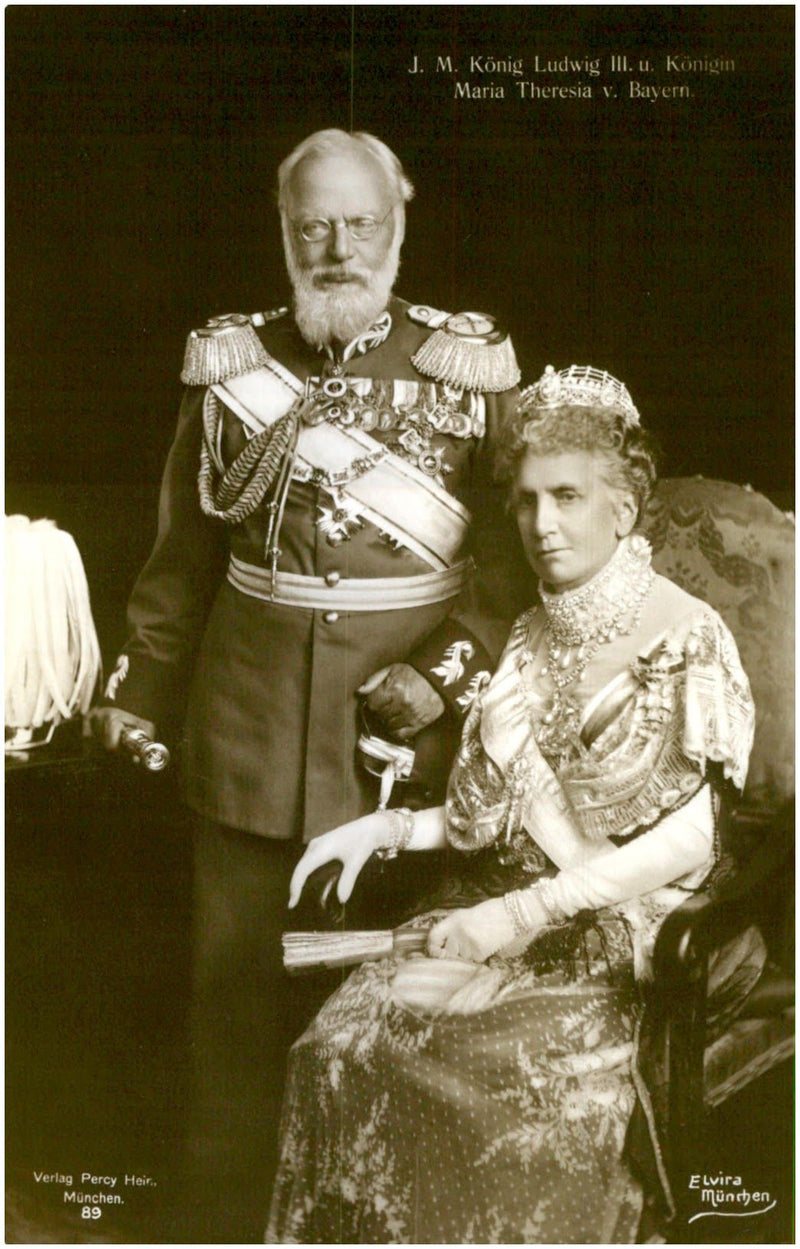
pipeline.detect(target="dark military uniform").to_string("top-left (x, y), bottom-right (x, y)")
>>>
top-left (108, 296), bottom-right (519, 838)
top-left (105, 295), bottom-right (520, 1241)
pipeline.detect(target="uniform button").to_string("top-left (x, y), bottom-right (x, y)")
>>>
top-left (323, 610), bottom-right (339, 624)
top-left (325, 571), bottom-right (341, 587)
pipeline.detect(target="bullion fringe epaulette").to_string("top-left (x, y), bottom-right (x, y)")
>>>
top-left (181, 311), bottom-right (286, 386)
top-left (408, 305), bottom-right (520, 393)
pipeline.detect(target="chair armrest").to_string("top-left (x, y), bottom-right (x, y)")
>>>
top-left (653, 798), bottom-right (794, 979)
top-left (289, 850), bottom-right (451, 933)
top-left (648, 799), bottom-right (793, 1203)
top-left (288, 860), bottom-right (348, 932)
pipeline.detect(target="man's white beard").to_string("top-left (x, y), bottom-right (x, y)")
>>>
top-left (283, 219), bottom-right (401, 350)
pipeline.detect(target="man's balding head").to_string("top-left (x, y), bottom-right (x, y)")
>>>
top-left (277, 129), bottom-right (414, 213)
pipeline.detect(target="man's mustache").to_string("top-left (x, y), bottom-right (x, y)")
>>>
top-left (311, 266), bottom-right (371, 287)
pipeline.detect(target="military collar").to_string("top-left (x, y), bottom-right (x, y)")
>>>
top-left (323, 309), bottom-right (392, 370)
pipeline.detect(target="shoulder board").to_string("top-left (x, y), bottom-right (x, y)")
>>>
top-left (181, 312), bottom-right (272, 386)
top-left (407, 304), bottom-right (452, 330)
top-left (410, 309), bottom-right (520, 394)
top-left (250, 307), bottom-right (290, 327)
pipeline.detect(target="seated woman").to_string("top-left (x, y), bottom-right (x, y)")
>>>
top-left (267, 365), bottom-right (755, 1244)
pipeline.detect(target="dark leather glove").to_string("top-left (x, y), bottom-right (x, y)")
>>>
top-left (358, 663), bottom-right (445, 742)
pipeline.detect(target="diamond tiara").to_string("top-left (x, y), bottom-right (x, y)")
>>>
top-left (518, 364), bottom-right (640, 428)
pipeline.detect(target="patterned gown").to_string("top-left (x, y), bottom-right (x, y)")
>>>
top-left (267, 563), bottom-right (755, 1245)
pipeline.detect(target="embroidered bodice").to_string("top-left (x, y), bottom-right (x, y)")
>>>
top-left (445, 562), bottom-right (754, 864)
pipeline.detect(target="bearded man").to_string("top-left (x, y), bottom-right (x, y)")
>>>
top-left (91, 129), bottom-right (519, 1241)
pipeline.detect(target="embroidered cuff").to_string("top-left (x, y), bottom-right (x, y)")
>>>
top-left (408, 618), bottom-right (493, 718)
top-left (100, 651), bottom-right (183, 729)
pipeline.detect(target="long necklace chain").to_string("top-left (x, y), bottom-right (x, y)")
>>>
top-left (519, 537), bottom-right (655, 761)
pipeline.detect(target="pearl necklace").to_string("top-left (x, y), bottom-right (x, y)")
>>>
top-left (520, 536), bottom-right (655, 761)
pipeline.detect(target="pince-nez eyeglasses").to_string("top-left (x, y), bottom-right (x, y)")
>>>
top-left (293, 205), bottom-right (396, 243)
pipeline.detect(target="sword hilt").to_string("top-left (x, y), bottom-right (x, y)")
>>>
top-left (119, 727), bottom-right (171, 772)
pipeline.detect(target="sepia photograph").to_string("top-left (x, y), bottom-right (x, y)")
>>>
top-left (6, 5), bottom-right (794, 1244)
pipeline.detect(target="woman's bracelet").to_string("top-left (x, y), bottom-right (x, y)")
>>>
top-left (534, 877), bottom-right (570, 926)
top-left (375, 806), bottom-right (415, 860)
top-left (503, 888), bottom-right (534, 938)
top-left (504, 878), bottom-right (570, 937)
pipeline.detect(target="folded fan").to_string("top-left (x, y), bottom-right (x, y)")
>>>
top-left (282, 927), bottom-right (428, 973)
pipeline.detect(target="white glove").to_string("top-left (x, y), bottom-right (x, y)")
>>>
top-left (539, 784), bottom-right (715, 918)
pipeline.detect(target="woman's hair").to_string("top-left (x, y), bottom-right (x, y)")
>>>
top-left (498, 398), bottom-right (660, 524)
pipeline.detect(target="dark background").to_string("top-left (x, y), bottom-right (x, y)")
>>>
top-left (7, 7), bottom-right (793, 583)
top-left (5, 7), bottom-right (795, 1243)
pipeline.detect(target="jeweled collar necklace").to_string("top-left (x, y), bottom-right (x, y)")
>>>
top-left (538, 534), bottom-right (655, 647)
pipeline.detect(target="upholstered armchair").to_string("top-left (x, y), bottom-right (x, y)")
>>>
top-left (644, 476), bottom-right (794, 1239)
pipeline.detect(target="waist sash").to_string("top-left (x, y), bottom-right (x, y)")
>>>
top-left (212, 364), bottom-right (472, 572)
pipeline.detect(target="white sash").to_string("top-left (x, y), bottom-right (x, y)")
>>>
top-left (212, 362), bottom-right (303, 430)
top-left (211, 366), bottom-right (472, 572)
